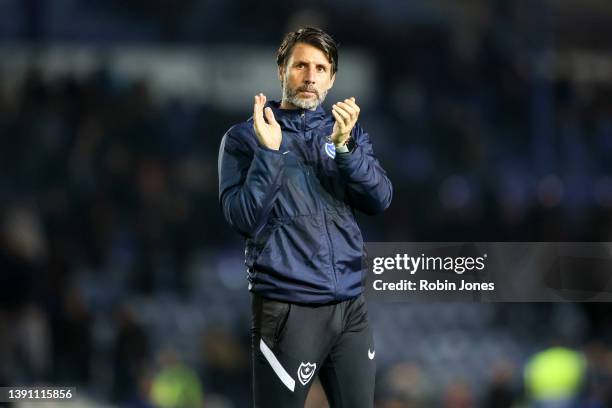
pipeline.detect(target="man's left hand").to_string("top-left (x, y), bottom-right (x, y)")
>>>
top-left (330, 97), bottom-right (360, 147)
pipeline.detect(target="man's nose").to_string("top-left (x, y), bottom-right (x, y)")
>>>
top-left (304, 67), bottom-right (316, 83)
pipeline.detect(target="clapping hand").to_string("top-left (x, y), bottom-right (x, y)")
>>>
top-left (253, 93), bottom-right (281, 151)
top-left (330, 97), bottom-right (360, 147)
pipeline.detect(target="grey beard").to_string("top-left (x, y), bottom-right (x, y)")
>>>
top-left (282, 85), bottom-right (328, 110)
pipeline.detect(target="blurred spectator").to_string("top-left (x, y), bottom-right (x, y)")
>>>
top-left (442, 380), bottom-right (475, 408)
top-left (113, 304), bottom-right (151, 403)
top-left (524, 346), bottom-right (586, 408)
top-left (16, 303), bottom-right (52, 381)
top-left (200, 326), bottom-right (249, 407)
top-left (378, 361), bottom-right (433, 407)
top-left (483, 360), bottom-right (519, 408)
top-left (150, 349), bottom-right (204, 408)
top-left (51, 287), bottom-right (93, 385)
top-left (579, 342), bottom-right (612, 408)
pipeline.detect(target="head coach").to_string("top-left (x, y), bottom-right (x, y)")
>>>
top-left (218, 26), bottom-right (392, 407)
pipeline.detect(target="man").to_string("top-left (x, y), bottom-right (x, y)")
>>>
top-left (218, 27), bottom-right (392, 407)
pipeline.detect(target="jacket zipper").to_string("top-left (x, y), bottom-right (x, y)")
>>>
top-left (301, 109), bottom-right (338, 298)
top-left (322, 208), bottom-right (338, 297)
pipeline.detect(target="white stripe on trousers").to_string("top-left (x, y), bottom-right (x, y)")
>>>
top-left (259, 338), bottom-right (296, 392)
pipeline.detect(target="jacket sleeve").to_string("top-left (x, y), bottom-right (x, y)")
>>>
top-left (334, 123), bottom-right (393, 215)
top-left (218, 127), bottom-right (284, 238)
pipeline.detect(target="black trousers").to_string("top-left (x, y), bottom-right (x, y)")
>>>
top-left (251, 293), bottom-right (376, 408)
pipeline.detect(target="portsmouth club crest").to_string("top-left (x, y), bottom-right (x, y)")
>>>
top-left (324, 142), bottom-right (336, 159)
top-left (297, 362), bottom-right (316, 386)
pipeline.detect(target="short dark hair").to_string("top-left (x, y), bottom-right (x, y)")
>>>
top-left (276, 27), bottom-right (338, 75)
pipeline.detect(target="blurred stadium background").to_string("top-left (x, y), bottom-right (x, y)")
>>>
top-left (1, 0), bottom-right (612, 407)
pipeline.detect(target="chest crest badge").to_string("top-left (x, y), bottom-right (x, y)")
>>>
top-left (324, 142), bottom-right (336, 159)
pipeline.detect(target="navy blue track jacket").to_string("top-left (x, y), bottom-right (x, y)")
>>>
top-left (218, 100), bottom-right (392, 304)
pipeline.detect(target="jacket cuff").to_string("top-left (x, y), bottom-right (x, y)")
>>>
top-left (335, 143), bottom-right (361, 164)
top-left (335, 144), bottom-right (350, 154)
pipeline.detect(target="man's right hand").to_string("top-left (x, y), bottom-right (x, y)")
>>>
top-left (253, 93), bottom-right (282, 151)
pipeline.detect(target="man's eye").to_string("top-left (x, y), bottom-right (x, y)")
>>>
top-left (296, 63), bottom-right (305, 68)
top-left (317, 66), bottom-right (326, 72)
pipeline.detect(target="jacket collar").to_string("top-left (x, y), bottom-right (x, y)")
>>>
top-left (266, 100), bottom-right (328, 132)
